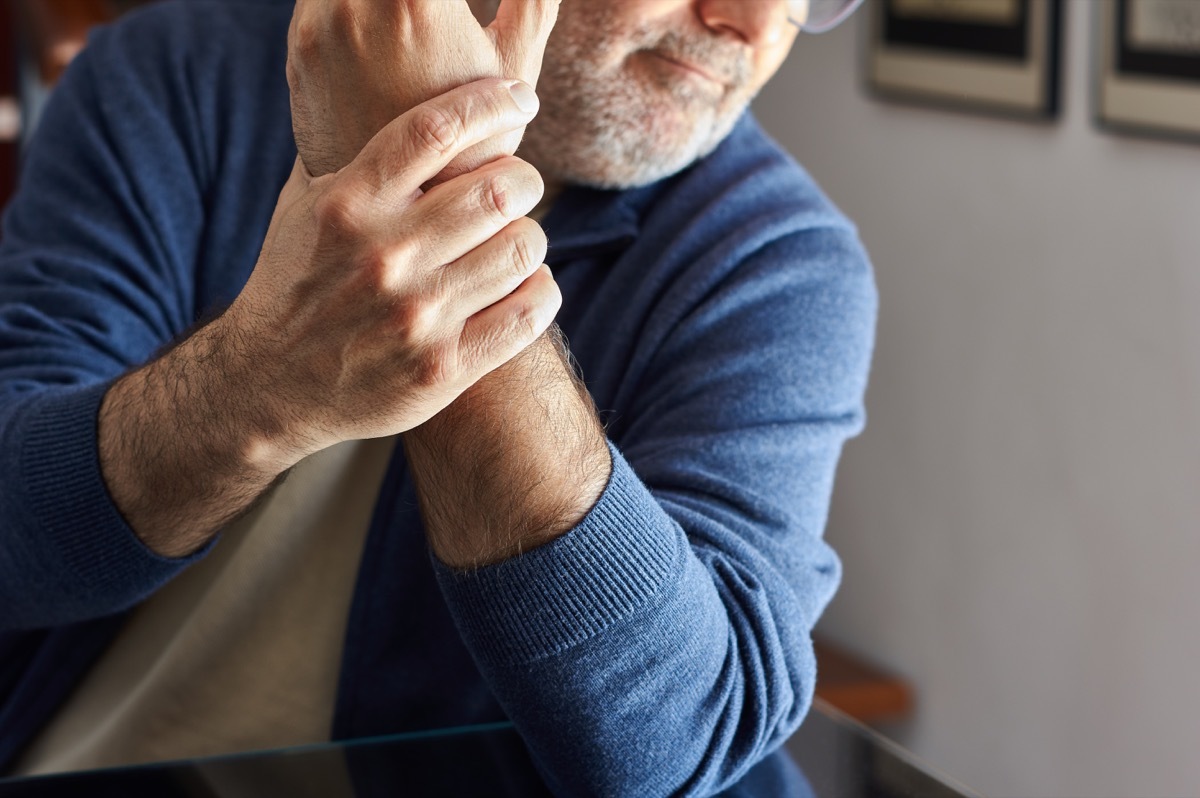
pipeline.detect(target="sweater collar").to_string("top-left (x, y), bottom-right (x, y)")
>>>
top-left (540, 169), bottom-right (679, 265)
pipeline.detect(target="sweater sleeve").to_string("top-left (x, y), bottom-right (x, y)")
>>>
top-left (0, 17), bottom-right (212, 632)
top-left (434, 226), bottom-right (877, 797)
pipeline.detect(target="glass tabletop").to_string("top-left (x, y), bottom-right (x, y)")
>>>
top-left (791, 701), bottom-right (980, 798)
top-left (0, 703), bottom-right (979, 797)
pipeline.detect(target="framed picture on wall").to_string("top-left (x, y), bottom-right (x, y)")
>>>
top-left (867, 0), bottom-right (1063, 118)
top-left (1097, 0), bottom-right (1200, 141)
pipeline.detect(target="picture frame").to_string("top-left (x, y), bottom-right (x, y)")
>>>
top-left (867, 0), bottom-right (1063, 119)
top-left (1096, 0), bottom-right (1200, 141)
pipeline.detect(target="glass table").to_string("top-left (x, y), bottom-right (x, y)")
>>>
top-left (0, 701), bottom-right (978, 797)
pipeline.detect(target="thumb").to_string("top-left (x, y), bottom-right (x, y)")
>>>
top-left (489, 0), bottom-right (562, 84)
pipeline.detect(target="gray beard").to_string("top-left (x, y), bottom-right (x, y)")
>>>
top-left (521, 21), bottom-right (753, 189)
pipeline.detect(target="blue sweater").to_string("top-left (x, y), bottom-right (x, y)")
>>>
top-left (0, 1), bottom-right (877, 795)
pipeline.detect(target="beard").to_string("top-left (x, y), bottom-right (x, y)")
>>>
top-left (520, 4), bottom-right (756, 190)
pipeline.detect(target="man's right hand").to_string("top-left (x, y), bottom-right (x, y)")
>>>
top-left (98, 79), bottom-right (560, 557)
top-left (224, 78), bottom-right (559, 464)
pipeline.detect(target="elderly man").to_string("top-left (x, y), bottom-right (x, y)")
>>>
top-left (0, 0), bottom-right (874, 794)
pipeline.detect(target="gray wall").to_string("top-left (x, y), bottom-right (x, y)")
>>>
top-left (758, 2), bottom-right (1200, 796)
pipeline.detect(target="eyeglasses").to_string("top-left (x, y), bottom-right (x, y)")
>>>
top-left (787, 0), bottom-right (867, 34)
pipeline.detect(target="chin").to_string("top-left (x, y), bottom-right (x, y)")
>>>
top-left (524, 113), bottom-right (736, 191)
top-left (549, 149), bottom-right (700, 190)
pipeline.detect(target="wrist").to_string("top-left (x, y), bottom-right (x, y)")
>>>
top-left (198, 308), bottom-right (324, 474)
top-left (98, 311), bottom-right (328, 557)
top-left (405, 328), bottom-right (612, 569)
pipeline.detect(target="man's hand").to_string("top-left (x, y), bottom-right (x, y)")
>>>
top-left (287, 0), bottom-right (561, 178)
top-left (281, 0), bottom-right (611, 570)
top-left (99, 80), bottom-right (560, 557)
top-left (223, 79), bottom-right (559, 465)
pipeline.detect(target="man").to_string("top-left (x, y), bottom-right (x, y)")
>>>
top-left (0, 0), bottom-right (875, 794)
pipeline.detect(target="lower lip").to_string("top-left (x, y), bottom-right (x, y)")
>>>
top-left (647, 52), bottom-right (723, 89)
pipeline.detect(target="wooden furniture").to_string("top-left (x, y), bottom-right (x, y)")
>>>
top-left (813, 636), bottom-right (914, 725)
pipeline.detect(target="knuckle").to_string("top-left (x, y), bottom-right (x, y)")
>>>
top-left (475, 158), bottom-right (543, 222)
top-left (412, 346), bottom-right (455, 390)
top-left (383, 237), bottom-right (421, 274)
top-left (391, 298), bottom-right (440, 341)
top-left (478, 176), bottom-right (511, 220)
top-left (426, 263), bottom-right (453, 303)
top-left (508, 223), bottom-right (546, 280)
top-left (313, 184), bottom-right (367, 235)
top-left (328, 1), bottom-right (355, 28)
top-left (290, 17), bottom-right (323, 59)
top-left (509, 239), bottom-right (535, 281)
top-left (482, 84), bottom-right (513, 126)
top-left (513, 158), bottom-right (545, 196)
top-left (512, 302), bottom-right (543, 343)
top-left (357, 245), bottom-right (392, 292)
top-left (411, 106), bottom-right (463, 158)
top-left (325, 2), bottom-right (363, 40)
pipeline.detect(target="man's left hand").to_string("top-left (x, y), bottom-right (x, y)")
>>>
top-left (287, 0), bottom-right (561, 178)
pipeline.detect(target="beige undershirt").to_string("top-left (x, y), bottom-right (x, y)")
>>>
top-left (15, 436), bottom-right (396, 778)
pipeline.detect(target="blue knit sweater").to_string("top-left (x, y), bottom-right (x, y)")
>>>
top-left (0, 1), bottom-right (876, 795)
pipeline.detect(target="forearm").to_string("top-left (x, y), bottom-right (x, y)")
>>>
top-left (431, 447), bottom-right (821, 798)
top-left (403, 326), bottom-right (611, 569)
top-left (98, 314), bottom-right (297, 558)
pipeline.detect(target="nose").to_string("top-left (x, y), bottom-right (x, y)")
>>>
top-left (695, 0), bottom-right (792, 47)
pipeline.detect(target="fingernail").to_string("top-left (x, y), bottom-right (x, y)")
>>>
top-left (509, 81), bottom-right (540, 115)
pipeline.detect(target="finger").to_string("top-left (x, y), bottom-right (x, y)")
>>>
top-left (490, 0), bottom-right (562, 81)
top-left (438, 217), bottom-right (548, 320)
top-left (458, 264), bottom-right (561, 378)
top-left (404, 155), bottom-right (543, 272)
top-left (343, 77), bottom-right (541, 202)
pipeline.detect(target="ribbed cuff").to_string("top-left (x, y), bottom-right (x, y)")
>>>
top-left (21, 383), bottom-right (207, 604)
top-left (434, 441), bottom-right (685, 668)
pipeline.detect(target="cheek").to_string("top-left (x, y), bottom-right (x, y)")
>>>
top-left (606, 0), bottom-right (683, 24)
top-left (549, 3), bottom-right (638, 72)
top-left (750, 42), bottom-right (796, 94)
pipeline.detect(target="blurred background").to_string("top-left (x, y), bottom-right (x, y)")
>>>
top-left (758, 1), bottom-right (1200, 796)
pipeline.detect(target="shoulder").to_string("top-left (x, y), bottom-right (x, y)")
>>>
top-left (634, 112), bottom-right (871, 283)
top-left (558, 113), bottom-right (877, 429)
top-left (692, 112), bottom-right (856, 234)
top-left (114, 0), bottom-right (295, 31)
top-left (629, 112), bottom-right (876, 323)
top-left (52, 0), bottom-right (295, 194)
top-left (79, 0), bottom-right (293, 97)
top-left (91, 0), bottom-right (292, 64)
top-left (11, 0), bottom-right (297, 315)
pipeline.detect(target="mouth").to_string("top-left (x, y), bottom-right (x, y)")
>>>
top-left (646, 51), bottom-right (726, 89)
